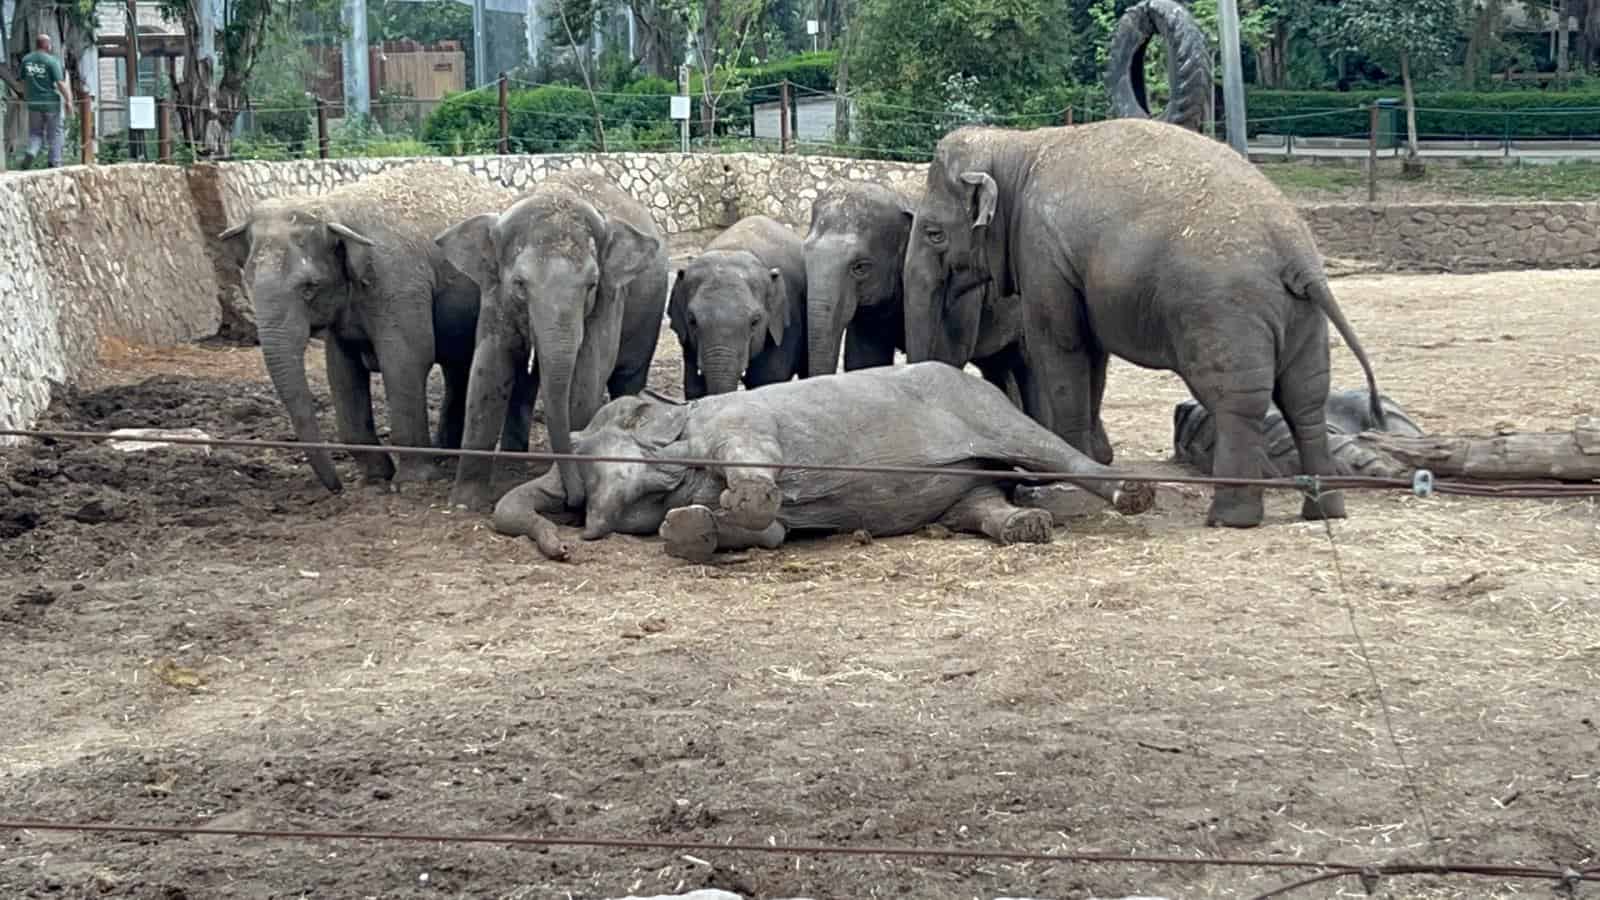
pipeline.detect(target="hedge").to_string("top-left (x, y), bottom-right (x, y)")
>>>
top-left (1244, 89), bottom-right (1600, 139)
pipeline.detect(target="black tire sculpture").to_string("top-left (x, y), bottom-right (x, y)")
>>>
top-left (1105, 0), bottom-right (1213, 133)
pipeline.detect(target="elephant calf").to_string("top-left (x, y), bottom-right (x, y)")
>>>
top-left (1171, 389), bottom-right (1424, 478)
top-left (219, 162), bottom-right (525, 493)
top-left (803, 182), bottom-right (1028, 405)
top-left (668, 215), bottom-right (807, 398)
top-left (491, 362), bottom-right (1156, 563)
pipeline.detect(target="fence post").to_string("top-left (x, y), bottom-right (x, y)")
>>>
top-left (779, 79), bottom-right (791, 154)
top-left (157, 96), bottom-right (172, 163)
top-left (1063, 106), bottom-right (1074, 126)
top-left (498, 72), bottom-right (509, 155)
top-left (80, 92), bottom-right (95, 165)
top-left (316, 97), bottom-right (330, 159)
top-left (1366, 104), bottom-right (1378, 204)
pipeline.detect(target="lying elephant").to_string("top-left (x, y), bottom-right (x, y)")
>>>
top-left (218, 162), bottom-right (526, 492)
top-left (667, 214), bottom-right (807, 398)
top-left (491, 362), bottom-right (1157, 562)
top-left (1172, 389), bottom-right (1425, 477)
top-left (802, 182), bottom-right (1028, 405)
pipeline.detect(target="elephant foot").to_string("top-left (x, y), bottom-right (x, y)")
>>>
top-left (1301, 489), bottom-right (1347, 521)
top-left (448, 480), bottom-right (499, 513)
top-left (1206, 487), bottom-right (1265, 529)
top-left (1112, 481), bottom-right (1156, 517)
top-left (394, 458), bottom-right (450, 485)
top-left (527, 515), bottom-right (573, 562)
top-left (719, 480), bottom-right (782, 532)
top-left (360, 454), bottom-right (397, 484)
top-left (998, 508), bottom-right (1055, 545)
top-left (661, 505), bottom-right (719, 563)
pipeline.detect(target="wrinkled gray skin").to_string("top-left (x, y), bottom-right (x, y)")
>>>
top-left (218, 163), bottom-right (528, 493)
top-left (668, 215), bottom-right (806, 398)
top-left (802, 182), bottom-right (1029, 403)
top-left (435, 169), bottom-right (669, 510)
top-left (903, 118), bottom-right (1386, 528)
top-left (1172, 389), bottom-right (1424, 477)
top-left (491, 362), bottom-right (1156, 561)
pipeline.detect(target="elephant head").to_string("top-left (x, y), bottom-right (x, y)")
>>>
top-left (568, 394), bottom-right (691, 540)
top-left (436, 192), bottom-right (662, 503)
top-left (667, 250), bottom-right (788, 396)
top-left (801, 183), bottom-right (915, 377)
top-left (902, 127), bottom-right (1014, 368)
top-left (218, 204), bottom-right (379, 493)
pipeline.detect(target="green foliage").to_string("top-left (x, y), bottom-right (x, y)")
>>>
top-left (1245, 89), bottom-right (1600, 139)
top-left (1329, 0), bottom-right (1463, 75)
top-left (253, 87), bottom-right (316, 155)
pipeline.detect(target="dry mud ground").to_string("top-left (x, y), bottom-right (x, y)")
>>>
top-left (3, 268), bottom-right (1599, 900)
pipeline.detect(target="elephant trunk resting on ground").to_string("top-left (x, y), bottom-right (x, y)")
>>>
top-left (491, 362), bottom-right (1157, 562)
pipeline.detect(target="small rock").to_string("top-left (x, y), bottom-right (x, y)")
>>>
top-left (69, 498), bottom-right (128, 524)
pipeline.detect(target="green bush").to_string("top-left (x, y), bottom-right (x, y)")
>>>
top-left (253, 87), bottom-right (314, 155)
top-left (1245, 89), bottom-right (1600, 139)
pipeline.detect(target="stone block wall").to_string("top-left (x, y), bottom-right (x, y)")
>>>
top-left (1302, 202), bottom-right (1600, 271)
top-left (1, 164), bottom-right (220, 442)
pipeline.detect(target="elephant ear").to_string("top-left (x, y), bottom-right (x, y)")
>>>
top-left (959, 171), bottom-right (999, 230)
top-left (216, 220), bottom-right (252, 270)
top-left (763, 266), bottom-right (788, 347)
top-left (666, 264), bottom-right (692, 343)
top-left (602, 218), bottom-right (663, 287)
top-left (433, 213), bottom-right (499, 291)
top-left (327, 222), bottom-right (378, 287)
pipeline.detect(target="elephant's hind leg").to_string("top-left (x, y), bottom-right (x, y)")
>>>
top-left (941, 484), bottom-right (1055, 546)
top-left (1276, 337), bottom-right (1345, 521)
top-left (660, 504), bottom-right (786, 562)
top-left (1187, 363), bottom-right (1274, 529)
top-left (438, 362), bottom-right (469, 451)
top-left (326, 340), bottom-right (395, 483)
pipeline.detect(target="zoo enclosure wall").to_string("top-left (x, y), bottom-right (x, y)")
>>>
top-left (4, 151), bottom-right (1600, 446)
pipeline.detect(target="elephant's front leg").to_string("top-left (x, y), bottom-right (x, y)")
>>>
top-left (1087, 348), bottom-right (1114, 465)
top-left (660, 504), bottom-right (786, 563)
top-left (1023, 296), bottom-right (1101, 461)
top-left (372, 332), bottom-right (443, 484)
top-left (492, 469), bottom-right (576, 560)
top-left (712, 434), bottom-right (785, 533)
top-left (449, 336), bottom-right (524, 510)
top-left (941, 483), bottom-right (1055, 546)
top-left (842, 327), bottom-right (896, 371)
top-left (325, 339), bottom-right (395, 484)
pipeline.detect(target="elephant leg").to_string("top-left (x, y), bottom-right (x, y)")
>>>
top-left (372, 335), bottom-right (442, 484)
top-left (492, 469), bottom-right (575, 560)
top-left (1022, 296), bottom-right (1100, 461)
top-left (438, 361), bottom-right (469, 451)
top-left (500, 364), bottom-right (537, 455)
top-left (660, 504), bottom-right (786, 563)
top-left (842, 328), bottom-right (895, 371)
top-left (681, 352), bottom-right (708, 401)
top-left (940, 483), bottom-right (1055, 546)
top-left (711, 435), bottom-right (784, 532)
top-left (1087, 348), bottom-right (1114, 465)
top-left (1276, 353), bottom-right (1344, 522)
top-left (1188, 365), bottom-right (1274, 529)
top-left (325, 340), bottom-right (394, 483)
top-left (450, 337), bottom-right (523, 510)
top-left (606, 355), bottom-right (650, 400)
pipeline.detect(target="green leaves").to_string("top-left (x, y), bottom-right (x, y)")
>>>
top-left (1331, 0), bottom-right (1463, 71)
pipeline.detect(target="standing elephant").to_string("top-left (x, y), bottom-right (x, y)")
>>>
top-left (902, 118), bottom-right (1386, 528)
top-left (218, 162), bottom-right (527, 493)
top-left (667, 214), bottom-right (806, 398)
top-left (802, 181), bottom-right (1029, 404)
top-left (435, 168), bottom-right (669, 510)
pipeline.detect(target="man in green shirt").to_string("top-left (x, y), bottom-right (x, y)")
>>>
top-left (20, 34), bottom-right (74, 169)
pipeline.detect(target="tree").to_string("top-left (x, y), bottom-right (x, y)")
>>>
top-left (1332, 0), bottom-right (1462, 165)
top-left (158, 0), bottom-right (342, 158)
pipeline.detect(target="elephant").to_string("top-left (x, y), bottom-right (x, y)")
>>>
top-left (901, 117), bottom-right (1387, 528)
top-left (1105, 0), bottom-right (1213, 132)
top-left (1172, 389), bottom-right (1424, 478)
top-left (489, 361), bottom-right (1156, 563)
top-left (217, 162), bottom-right (529, 493)
top-left (802, 181), bottom-right (1030, 404)
top-left (435, 168), bottom-right (669, 510)
top-left (667, 214), bottom-right (806, 398)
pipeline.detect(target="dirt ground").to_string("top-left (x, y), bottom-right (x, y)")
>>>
top-left (3, 267), bottom-right (1598, 900)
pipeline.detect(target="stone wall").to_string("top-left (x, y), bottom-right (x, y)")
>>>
top-left (0, 165), bottom-right (220, 442)
top-left (6, 150), bottom-right (1600, 441)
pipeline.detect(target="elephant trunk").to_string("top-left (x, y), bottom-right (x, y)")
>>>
top-left (260, 316), bottom-right (341, 492)
top-left (533, 322), bottom-right (586, 505)
top-left (698, 343), bottom-right (747, 396)
top-left (804, 259), bottom-right (853, 378)
top-left (901, 261), bottom-right (945, 365)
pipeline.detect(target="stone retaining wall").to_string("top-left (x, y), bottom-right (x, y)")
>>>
top-left (4, 151), bottom-right (1599, 440)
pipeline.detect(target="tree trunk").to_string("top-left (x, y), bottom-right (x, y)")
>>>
top-left (833, 7), bottom-right (851, 145)
top-left (1400, 49), bottom-right (1421, 161)
top-left (1347, 418), bottom-right (1600, 482)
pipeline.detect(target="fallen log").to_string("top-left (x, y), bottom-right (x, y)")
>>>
top-left (1349, 416), bottom-right (1600, 482)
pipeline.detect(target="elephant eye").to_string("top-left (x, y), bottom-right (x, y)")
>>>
top-left (849, 259), bottom-right (872, 278)
top-left (748, 312), bottom-right (762, 329)
top-left (509, 275), bottom-right (528, 295)
top-left (924, 228), bottom-right (947, 246)
top-left (300, 279), bottom-right (320, 299)
top-left (687, 313), bottom-right (697, 330)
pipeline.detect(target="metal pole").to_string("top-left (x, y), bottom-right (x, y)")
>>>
top-left (126, 0), bottom-right (141, 159)
top-left (498, 72), bottom-right (509, 154)
top-left (341, 0), bottom-right (370, 119)
top-left (473, 0), bottom-right (487, 87)
top-left (779, 79), bottom-right (791, 154)
top-left (1367, 104), bottom-right (1378, 204)
top-left (1216, 0), bottom-right (1247, 155)
top-left (678, 63), bottom-right (690, 154)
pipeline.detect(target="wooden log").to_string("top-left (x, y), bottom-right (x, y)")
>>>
top-left (1351, 416), bottom-right (1600, 482)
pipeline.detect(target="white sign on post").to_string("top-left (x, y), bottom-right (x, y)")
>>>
top-left (806, 19), bottom-right (819, 35)
top-left (128, 95), bottom-right (156, 131)
top-left (670, 95), bottom-right (691, 120)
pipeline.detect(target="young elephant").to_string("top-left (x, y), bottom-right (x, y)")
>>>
top-left (491, 362), bottom-right (1156, 563)
top-left (435, 168), bottom-right (669, 510)
top-left (902, 118), bottom-right (1386, 528)
top-left (218, 162), bottom-right (527, 493)
top-left (1171, 389), bottom-right (1424, 478)
top-left (802, 181), bottom-right (1029, 407)
top-left (668, 215), bottom-right (806, 398)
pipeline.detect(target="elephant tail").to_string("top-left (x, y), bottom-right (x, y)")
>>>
top-left (1298, 273), bottom-right (1387, 431)
top-left (1105, 0), bottom-right (1213, 133)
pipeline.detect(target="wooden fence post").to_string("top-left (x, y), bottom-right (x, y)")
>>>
top-left (79, 92), bottom-right (95, 165)
top-left (157, 96), bottom-right (172, 163)
top-left (779, 79), bottom-right (791, 154)
top-left (498, 72), bottom-right (509, 154)
top-left (316, 97), bottom-right (330, 159)
top-left (1063, 106), bottom-right (1074, 126)
top-left (1367, 104), bottom-right (1378, 204)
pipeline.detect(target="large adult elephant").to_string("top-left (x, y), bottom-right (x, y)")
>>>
top-left (901, 118), bottom-right (1386, 528)
top-left (435, 169), bottom-right (669, 510)
top-left (802, 181), bottom-right (1029, 405)
top-left (218, 162), bottom-right (527, 493)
